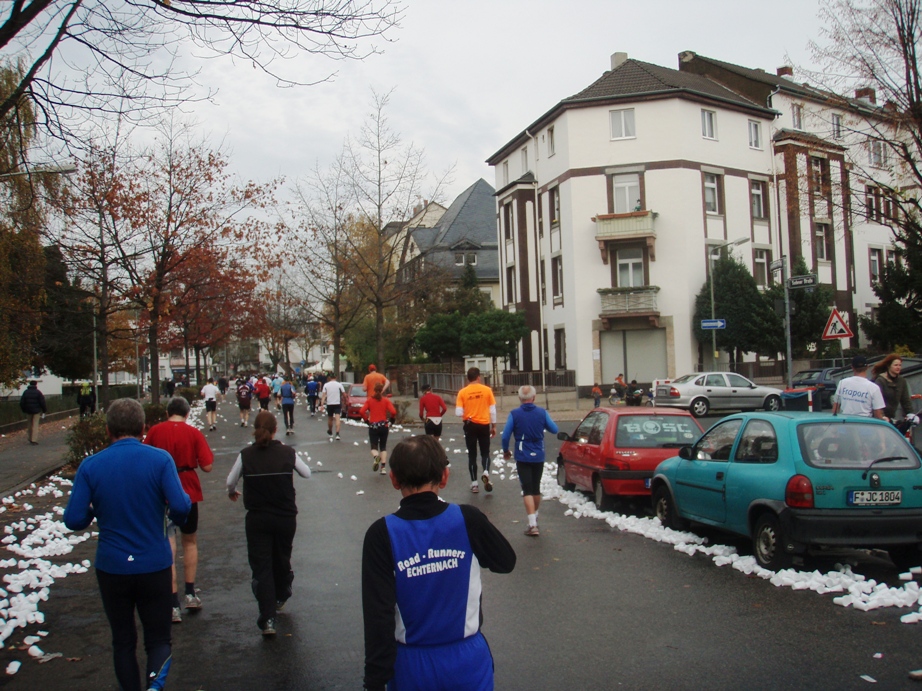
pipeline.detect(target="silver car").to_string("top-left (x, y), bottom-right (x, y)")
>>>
top-left (655, 372), bottom-right (782, 418)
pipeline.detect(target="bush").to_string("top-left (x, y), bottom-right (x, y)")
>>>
top-left (176, 387), bottom-right (198, 405)
top-left (144, 403), bottom-right (167, 430)
top-left (65, 413), bottom-right (109, 469)
top-left (393, 400), bottom-right (414, 424)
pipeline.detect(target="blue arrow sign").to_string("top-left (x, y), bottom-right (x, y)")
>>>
top-left (701, 319), bottom-right (726, 330)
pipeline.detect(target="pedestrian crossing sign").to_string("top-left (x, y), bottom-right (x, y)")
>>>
top-left (822, 308), bottom-right (854, 340)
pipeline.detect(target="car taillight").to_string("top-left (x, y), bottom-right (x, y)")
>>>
top-left (785, 475), bottom-right (814, 509)
top-left (669, 387), bottom-right (681, 398)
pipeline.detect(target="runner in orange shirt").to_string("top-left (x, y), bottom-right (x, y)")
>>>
top-left (455, 367), bottom-right (497, 493)
top-left (363, 364), bottom-right (390, 397)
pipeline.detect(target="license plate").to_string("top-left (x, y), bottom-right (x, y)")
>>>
top-left (848, 490), bottom-right (902, 506)
top-left (644, 478), bottom-right (651, 489)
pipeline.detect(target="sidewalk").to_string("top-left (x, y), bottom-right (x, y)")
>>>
top-left (0, 414), bottom-right (75, 495)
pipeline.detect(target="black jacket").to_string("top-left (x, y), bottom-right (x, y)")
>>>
top-left (20, 386), bottom-right (46, 415)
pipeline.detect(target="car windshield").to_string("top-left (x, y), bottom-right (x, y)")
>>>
top-left (615, 416), bottom-right (702, 448)
top-left (797, 421), bottom-right (920, 470)
top-left (792, 371), bottom-right (820, 383)
top-left (671, 374), bottom-right (696, 384)
top-left (351, 385), bottom-right (366, 396)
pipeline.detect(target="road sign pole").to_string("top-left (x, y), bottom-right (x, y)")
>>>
top-left (783, 256), bottom-right (793, 389)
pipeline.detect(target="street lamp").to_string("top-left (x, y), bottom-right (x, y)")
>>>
top-left (708, 237), bottom-right (750, 364)
top-left (0, 163), bottom-right (77, 179)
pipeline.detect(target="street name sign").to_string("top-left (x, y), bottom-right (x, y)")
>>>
top-left (701, 319), bottom-right (726, 330)
top-left (788, 274), bottom-right (818, 288)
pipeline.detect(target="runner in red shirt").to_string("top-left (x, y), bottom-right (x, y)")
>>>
top-left (144, 396), bottom-right (214, 623)
top-left (360, 382), bottom-right (397, 475)
top-left (254, 378), bottom-right (271, 410)
top-left (418, 383), bottom-right (448, 441)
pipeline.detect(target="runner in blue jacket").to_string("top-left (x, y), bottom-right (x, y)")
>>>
top-left (501, 385), bottom-right (559, 537)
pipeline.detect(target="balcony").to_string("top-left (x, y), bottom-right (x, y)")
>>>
top-left (598, 286), bottom-right (661, 328)
top-left (593, 210), bottom-right (657, 263)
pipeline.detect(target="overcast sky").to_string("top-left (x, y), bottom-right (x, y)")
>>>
top-left (185, 0), bottom-right (827, 205)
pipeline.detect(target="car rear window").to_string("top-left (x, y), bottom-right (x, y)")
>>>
top-left (351, 386), bottom-right (366, 396)
top-left (797, 421), bottom-right (921, 470)
top-left (792, 371), bottom-right (820, 383)
top-left (671, 374), bottom-right (696, 384)
top-left (615, 416), bottom-right (702, 449)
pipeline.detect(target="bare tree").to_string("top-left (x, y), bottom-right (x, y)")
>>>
top-left (0, 0), bottom-right (401, 138)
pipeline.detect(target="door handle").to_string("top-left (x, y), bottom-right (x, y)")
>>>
top-left (716, 472), bottom-right (724, 480)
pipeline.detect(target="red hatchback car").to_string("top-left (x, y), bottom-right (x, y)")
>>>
top-left (557, 408), bottom-right (705, 511)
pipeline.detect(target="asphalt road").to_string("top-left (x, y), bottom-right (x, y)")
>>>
top-left (7, 405), bottom-right (922, 690)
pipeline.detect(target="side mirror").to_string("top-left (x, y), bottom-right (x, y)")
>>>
top-left (678, 445), bottom-right (694, 460)
top-left (557, 431), bottom-right (571, 442)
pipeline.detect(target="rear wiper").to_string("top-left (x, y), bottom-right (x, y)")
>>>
top-left (862, 456), bottom-right (908, 480)
top-left (660, 442), bottom-right (687, 448)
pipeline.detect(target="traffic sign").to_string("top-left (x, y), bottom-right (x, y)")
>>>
top-left (701, 319), bottom-right (726, 330)
top-left (822, 308), bottom-right (854, 340)
top-left (770, 258), bottom-right (784, 271)
top-left (788, 274), bottom-right (818, 289)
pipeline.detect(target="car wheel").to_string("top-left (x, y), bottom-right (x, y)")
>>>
top-left (764, 394), bottom-right (782, 412)
top-left (653, 485), bottom-right (685, 530)
top-left (593, 476), bottom-right (615, 512)
top-left (690, 397), bottom-right (710, 418)
top-left (889, 545), bottom-right (922, 571)
top-left (556, 458), bottom-right (574, 491)
top-left (752, 513), bottom-right (792, 570)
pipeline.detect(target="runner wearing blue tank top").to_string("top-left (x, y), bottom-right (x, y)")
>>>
top-left (362, 436), bottom-right (516, 691)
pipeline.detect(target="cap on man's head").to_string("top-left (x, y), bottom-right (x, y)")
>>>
top-left (368, 364), bottom-right (376, 371)
top-left (421, 383), bottom-right (431, 391)
top-left (852, 355), bottom-right (868, 369)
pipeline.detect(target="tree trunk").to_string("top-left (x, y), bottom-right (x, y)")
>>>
top-left (149, 320), bottom-right (160, 405)
top-left (375, 302), bottom-right (385, 370)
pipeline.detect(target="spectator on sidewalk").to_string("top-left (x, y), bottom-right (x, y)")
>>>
top-left (77, 383), bottom-right (97, 417)
top-left (501, 385), bottom-right (559, 537)
top-left (591, 383), bottom-right (602, 408)
top-left (20, 380), bottom-right (46, 445)
top-left (226, 411), bottom-right (311, 636)
top-left (64, 398), bottom-right (191, 691)
top-left (362, 435), bottom-right (516, 691)
top-left (144, 396), bottom-right (214, 624)
top-left (833, 356), bottom-right (885, 419)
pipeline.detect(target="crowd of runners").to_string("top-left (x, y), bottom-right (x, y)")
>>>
top-left (63, 365), bottom-right (559, 691)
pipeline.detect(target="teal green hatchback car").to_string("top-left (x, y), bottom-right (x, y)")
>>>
top-left (650, 411), bottom-right (922, 570)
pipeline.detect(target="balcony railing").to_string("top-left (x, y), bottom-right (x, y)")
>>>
top-left (593, 210), bottom-right (657, 263)
top-left (598, 286), bottom-right (660, 320)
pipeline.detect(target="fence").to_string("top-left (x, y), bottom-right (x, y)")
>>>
top-left (695, 360), bottom-right (785, 382)
top-left (417, 370), bottom-right (577, 397)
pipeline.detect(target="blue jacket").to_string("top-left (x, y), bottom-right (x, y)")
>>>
top-left (501, 403), bottom-right (559, 463)
top-left (64, 438), bottom-right (191, 575)
top-left (280, 382), bottom-right (295, 405)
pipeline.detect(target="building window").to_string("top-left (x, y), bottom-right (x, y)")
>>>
top-left (505, 265), bottom-right (515, 304)
top-left (466, 253), bottom-right (477, 265)
top-left (865, 185), bottom-right (895, 223)
top-left (750, 180), bottom-right (767, 219)
top-left (792, 104), bottom-right (803, 130)
top-left (815, 223), bottom-right (831, 261)
top-left (547, 127), bottom-right (555, 156)
top-left (521, 146), bottom-right (528, 173)
top-left (612, 173), bottom-right (641, 214)
top-left (869, 138), bottom-right (888, 167)
top-left (754, 249), bottom-right (771, 287)
top-left (609, 108), bottom-right (636, 139)
top-left (502, 203), bottom-right (513, 241)
top-left (616, 247), bottom-right (644, 287)
top-left (886, 248), bottom-right (897, 266)
top-left (454, 253), bottom-right (464, 265)
top-left (870, 248), bottom-right (883, 283)
top-left (548, 187), bottom-right (560, 226)
top-left (704, 173), bottom-right (721, 214)
top-left (554, 328), bottom-right (566, 369)
top-left (748, 120), bottom-right (762, 149)
top-left (701, 109), bottom-right (717, 139)
top-left (551, 256), bottom-right (563, 304)
top-left (832, 113), bottom-right (842, 139)
top-left (502, 161), bottom-right (509, 186)
top-left (811, 157), bottom-right (829, 195)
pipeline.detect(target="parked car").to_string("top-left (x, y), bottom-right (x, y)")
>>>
top-left (785, 368), bottom-right (841, 409)
top-left (650, 411), bottom-right (922, 570)
top-left (556, 408), bottom-right (705, 510)
top-left (344, 383), bottom-right (365, 420)
top-left (654, 372), bottom-right (782, 418)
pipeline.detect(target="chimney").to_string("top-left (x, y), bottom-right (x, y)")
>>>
top-left (611, 52), bottom-right (628, 70)
top-left (855, 87), bottom-right (877, 104)
top-left (776, 65), bottom-right (794, 77)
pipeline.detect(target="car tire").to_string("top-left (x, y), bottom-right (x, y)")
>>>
top-left (653, 484), bottom-right (685, 530)
top-left (764, 394), bottom-right (782, 412)
top-left (690, 397), bottom-right (710, 418)
top-left (593, 476), bottom-right (615, 512)
top-left (752, 513), bottom-right (792, 570)
top-left (889, 545), bottom-right (922, 571)
top-left (556, 458), bottom-right (574, 491)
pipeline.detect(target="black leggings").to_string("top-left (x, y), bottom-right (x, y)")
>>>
top-left (246, 511), bottom-right (296, 625)
top-left (96, 567), bottom-right (173, 691)
top-left (464, 421), bottom-right (492, 481)
top-left (282, 403), bottom-right (294, 429)
top-left (368, 425), bottom-right (390, 451)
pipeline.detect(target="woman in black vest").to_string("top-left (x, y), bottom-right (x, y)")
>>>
top-left (226, 411), bottom-right (311, 636)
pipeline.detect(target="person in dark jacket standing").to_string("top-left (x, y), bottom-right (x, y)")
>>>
top-left (873, 354), bottom-right (915, 421)
top-left (226, 411), bottom-right (311, 636)
top-left (501, 385), bottom-right (559, 537)
top-left (19, 380), bottom-right (47, 445)
top-left (77, 382), bottom-right (96, 417)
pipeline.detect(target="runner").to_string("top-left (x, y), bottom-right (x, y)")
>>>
top-left (280, 376), bottom-right (296, 435)
top-left (455, 367), bottom-right (497, 493)
top-left (236, 379), bottom-right (254, 427)
top-left (305, 375), bottom-right (320, 417)
top-left (360, 382), bottom-right (397, 475)
top-left (418, 383), bottom-right (447, 441)
top-left (271, 374), bottom-right (283, 411)
top-left (321, 373), bottom-right (346, 441)
top-left (254, 377), bottom-right (271, 411)
top-left (144, 397), bottom-right (215, 621)
top-left (200, 377), bottom-right (220, 431)
top-left (362, 364), bottom-right (390, 397)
